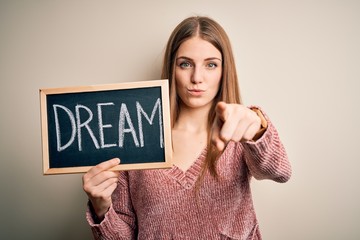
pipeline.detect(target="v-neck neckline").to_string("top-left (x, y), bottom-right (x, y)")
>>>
top-left (164, 148), bottom-right (207, 189)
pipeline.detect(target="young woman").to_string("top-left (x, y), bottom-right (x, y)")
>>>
top-left (82, 16), bottom-right (291, 239)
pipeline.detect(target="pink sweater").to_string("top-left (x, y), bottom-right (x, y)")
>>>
top-left (86, 114), bottom-right (291, 240)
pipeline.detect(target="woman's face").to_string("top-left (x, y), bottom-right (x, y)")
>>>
top-left (175, 36), bottom-right (222, 111)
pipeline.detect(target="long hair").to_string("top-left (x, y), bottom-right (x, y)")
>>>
top-left (161, 16), bottom-right (242, 179)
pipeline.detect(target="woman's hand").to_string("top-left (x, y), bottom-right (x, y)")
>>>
top-left (82, 158), bottom-right (120, 220)
top-left (211, 102), bottom-right (262, 151)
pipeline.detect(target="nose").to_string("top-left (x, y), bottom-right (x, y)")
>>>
top-left (191, 66), bottom-right (203, 84)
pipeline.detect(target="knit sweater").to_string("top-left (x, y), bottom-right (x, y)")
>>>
top-left (86, 114), bottom-right (292, 240)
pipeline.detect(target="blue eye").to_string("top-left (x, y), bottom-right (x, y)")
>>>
top-left (207, 62), bottom-right (217, 69)
top-left (179, 62), bottom-right (192, 68)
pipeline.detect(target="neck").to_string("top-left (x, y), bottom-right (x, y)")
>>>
top-left (174, 103), bottom-right (211, 133)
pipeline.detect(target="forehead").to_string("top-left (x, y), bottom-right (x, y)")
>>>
top-left (176, 36), bottom-right (222, 60)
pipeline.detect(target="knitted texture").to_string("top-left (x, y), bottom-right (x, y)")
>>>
top-left (86, 114), bottom-right (291, 240)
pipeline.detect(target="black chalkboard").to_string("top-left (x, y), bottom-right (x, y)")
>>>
top-left (40, 80), bottom-right (172, 174)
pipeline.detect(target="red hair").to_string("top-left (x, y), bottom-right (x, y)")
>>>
top-left (161, 16), bottom-right (242, 178)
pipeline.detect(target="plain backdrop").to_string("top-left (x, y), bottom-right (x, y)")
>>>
top-left (1, 1), bottom-right (359, 239)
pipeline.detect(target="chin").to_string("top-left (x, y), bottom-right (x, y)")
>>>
top-left (184, 100), bottom-right (213, 109)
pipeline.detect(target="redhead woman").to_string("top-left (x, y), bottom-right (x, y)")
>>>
top-left (82, 16), bottom-right (291, 239)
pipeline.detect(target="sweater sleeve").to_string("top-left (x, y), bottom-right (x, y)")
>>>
top-left (242, 108), bottom-right (292, 183)
top-left (86, 171), bottom-right (137, 240)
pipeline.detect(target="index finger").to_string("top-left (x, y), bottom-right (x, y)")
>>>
top-left (211, 116), bottom-right (227, 152)
top-left (215, 101), bottom-right (229, 122)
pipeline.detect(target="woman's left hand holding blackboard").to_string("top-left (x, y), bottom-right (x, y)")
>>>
top-left (82, 158), bottom-right (120, 221)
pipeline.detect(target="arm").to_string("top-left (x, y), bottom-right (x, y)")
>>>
top-left (242, 109), bottom-right (292, 182)
top-left (83, 159), bottom-right (137, 239)
top-left (211, 102), bottom-right (291, 183)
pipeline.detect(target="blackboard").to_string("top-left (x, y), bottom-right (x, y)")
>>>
top-left (40, 80), bottom-right (172, 175)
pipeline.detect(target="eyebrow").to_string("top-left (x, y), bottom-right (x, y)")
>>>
top-left (176, 56), bottom-right (222, 62)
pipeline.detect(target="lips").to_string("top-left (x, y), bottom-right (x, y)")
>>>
top-left (188, 88), bottom-right (204, 92)
top-left (187, 88), bottom-right (205, 96)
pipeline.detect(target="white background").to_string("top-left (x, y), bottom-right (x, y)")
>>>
top-left (1, 1), bottom-right (359, 239)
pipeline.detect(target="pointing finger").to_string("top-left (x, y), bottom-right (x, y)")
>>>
top-left (216, 102), bottom-right (239, 143)
top-left (215, 101), bottom-right (228, 122)
top-left (211, 115), bottom-right (227, 152)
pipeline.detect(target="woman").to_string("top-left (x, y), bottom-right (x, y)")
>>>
top-left (83, 16), bottom-right (291, 239)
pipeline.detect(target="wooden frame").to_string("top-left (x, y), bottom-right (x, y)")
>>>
top-left (40, 80), bottom-right (172, 175)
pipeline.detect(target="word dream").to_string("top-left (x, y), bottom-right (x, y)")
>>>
top-left (52, 98), bottom-right (163, 152)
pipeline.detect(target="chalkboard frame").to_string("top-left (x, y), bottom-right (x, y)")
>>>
top-left (40, 80), bottom-right (172, 175)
